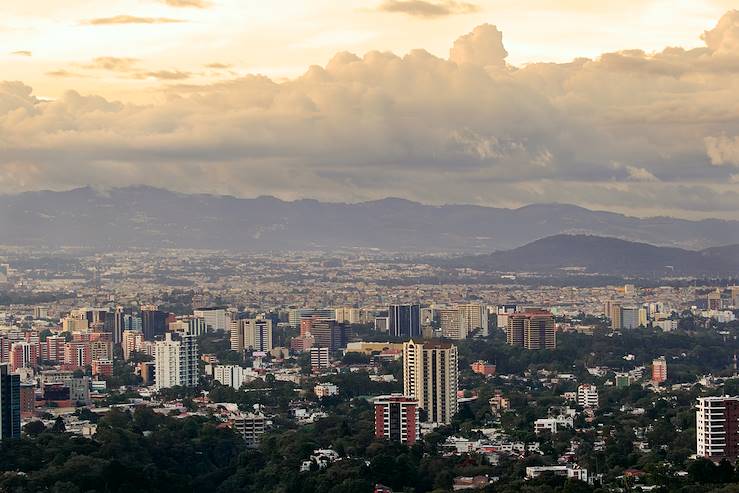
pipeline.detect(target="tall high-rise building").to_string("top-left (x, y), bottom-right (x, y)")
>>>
top-left (374, 394), bottom-right (420, 445)
top-left (708, 289), bottom-right (723, 311)
top-left (389, 304), bottom-right (421, 339)
top-left (506, 311), bottom-right (556, 350)
top-left (403, 340), bottom-right (458, 424)
top-left (244, 318), bottom-right (273, 352)
top-left (43, 335), bottom-right (66, 364)
top-left (154, 333), bottom-right (198, 391)
top-left (122, 330), bottom-right (144, 360)
top-left (731, 286), bottom-right (739, 308)
top-left (213, 365), bottom-right (246, 389)
top-left (457, 303), bottom-right (489, 336)
top-left (231, 318), bottom-right (274, 352)
top-left (64, 339), bottom-right (92, 370)
top-left (10, 342), bottom-right (38, 372)
top-left (496, 304), bottom-right (517, 330)
top-left (334, 307), bottom-right (360, 324)
top-left (141, 305), bottom-right (168, 341)
top-left (288, 309), bottom-right (335, 327)
top-left (638, 307), bottom-right (649, 327)
top-left (0, 364), bottom-right (20, 441)
top-left (112, 306), bottom-right (125, 345)
top-left (605, 301), bottom-right (622, 330)
top-left (170, 316), bottom-right (207, 337)
top-left (229, 318), bottom-right (243, 352)
top-left (652, 356), bottom-right (668, 383)
top-left (308, 319), bottom-right (347, 351)
top-left (621, 307), bottom-right (640, 329)
top-left (310, 347), bottom-right (330, 370)
top-left (194, 307), bottom-right (227, 333)
top-left (696, 396), bottom-right (739, 461)
top-left (439, 309), bottom-right (466, 340)
top-left (0, 336), bottom-right (9, 364)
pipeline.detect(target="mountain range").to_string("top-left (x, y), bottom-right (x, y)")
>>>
top-left (445, 234), bottom-right (739, 277)
top-left (1, 186), bottom-right (738, 253)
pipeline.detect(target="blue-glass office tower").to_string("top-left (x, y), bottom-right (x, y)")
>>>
top-left (0, 364), bottom-right (20, 440)
top-left (388, 304), bottom-right (421, 338)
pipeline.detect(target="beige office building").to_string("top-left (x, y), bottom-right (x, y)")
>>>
top-left (439, 309), bottom-right (466, 340)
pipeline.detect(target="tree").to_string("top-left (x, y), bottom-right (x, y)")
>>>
top-left (23, 420), bottom-right (46, 437)
top-left (688, 458), bottom-right (718, 484)
top-left (51, 416), bottom-right (66, 433)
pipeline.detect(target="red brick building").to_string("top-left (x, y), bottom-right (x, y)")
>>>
top-left (374, 394), bottom-right (419, 445)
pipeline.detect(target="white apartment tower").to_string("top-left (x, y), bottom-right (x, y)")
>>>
top-left (577, 384), bottom-right (599, 409)
top-left (154, 333), bottom-right (198, 391)
top-left (696, 396), bottom-right (739, 461)
top-left (213, 365), bottom-right (246, 390)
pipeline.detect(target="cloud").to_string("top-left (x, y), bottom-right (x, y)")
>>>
top-left (84, 57), bottom-right (140, 72)
top-left (162, 0), bottom-right (212, 7)
top-left (45, 70), bottom-right (85, 78)
top-left (377, 0), bottom-right (479, 18)
top-left (11, 51), bottom-right (32, 57)
top-left (626, 165), bottom-right (659, 182)
top-left (705, 135), bottom-right (739, 167)
top-left (3, 11), bottom-right (739, 219)
top-left (205, 63), bottom-right (232, 69)
top-left (449, 24), bottom-right (507, 67)
top-left (702, 9), bottom-right (739, 54)
top-left (83, 15), bottom-right (184, 25)
top-left (77, 57), bottom-right (191, 80)
top-left (133, 70), bottom-right (192, 80)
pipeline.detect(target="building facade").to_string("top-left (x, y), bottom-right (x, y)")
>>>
top-left (652, 357), bottom-right (668, 383)
top-left (154, 333), bottom-right (198, 391)
top-left (214, 365), bottom-right (246, 390)
top-left (403, 340), bottom-right (458, 424)
top-left (696, 396), bottom-right (739, 461)
top-left (389, 304), bottom-right (421, 339)
top-left (374, 394), bottom-right (420, 445)
top-left (310, 347), bottom-right (330, 370)
top-left (0, 364), bottom-right (20, 441)
top-left (577, 384), bottom-right (599, 409)
top-left (506, 311), bottom-right (556, 350)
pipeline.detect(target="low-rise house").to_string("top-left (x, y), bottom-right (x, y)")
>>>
top-left (526, 465), bottom-right (589, 483)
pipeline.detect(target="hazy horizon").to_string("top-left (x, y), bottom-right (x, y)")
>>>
top-left (3, 184), bottom-right (739, 223)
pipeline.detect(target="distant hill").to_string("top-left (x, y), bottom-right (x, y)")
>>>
top-left (1, 186), bottom-right (738, 252)
top-left (446, 235), bottom-right (739, 276)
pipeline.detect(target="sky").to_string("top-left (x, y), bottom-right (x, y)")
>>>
top-left (1, 0), bottom-right (739, 219)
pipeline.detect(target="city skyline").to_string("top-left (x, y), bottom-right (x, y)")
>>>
top-left (1, 5), bottom-right (739, 219)
top-left (2, 4), bottom-right (739, 491)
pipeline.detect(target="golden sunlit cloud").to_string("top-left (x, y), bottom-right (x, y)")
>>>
top-left (46, 70), bottom-right (85, 78)
top-left (83, 15), bottom-right (184, 25)
top-left (3, 7), bottom-right (739, 219)
top-left (163, 0), bottom-right (212, 8)
top-left (84, 57), bottom-right (140, 72)
top-left (132, 70), bottom-right (192, 80)
top-left (11, 50), bottom-right (32, 57)
top-left (377, 0), bottom-right (480, 18)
